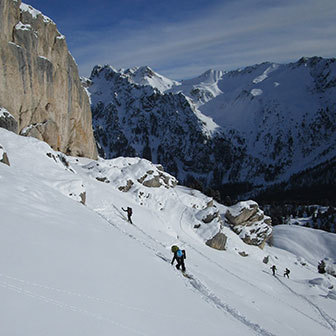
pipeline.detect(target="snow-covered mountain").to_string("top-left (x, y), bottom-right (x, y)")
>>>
top-left (88, 57), bottom-right (336, 199)
top-left (122, 66), bottom-right (180, 93)
top-left (168, 69), bottom-right (224, 107)
top-left (88, 65), bottom-right (252, 184)
top-left (1, 128), bottom-right (336, 336)
top-left (178, 58), bottom-right (336, 179)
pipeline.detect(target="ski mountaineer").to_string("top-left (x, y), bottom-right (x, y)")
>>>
top-left (122, 207), bottom-right (133, 224)
top-left (271, 265), bottom-right (277, 276)
top-left (284, 268), bottom-right (290, 278)
top-left (171, 245), bottom-right (186, 272)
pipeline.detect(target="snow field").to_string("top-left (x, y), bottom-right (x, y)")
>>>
top-left (0, 128), bottom-right (335, 336)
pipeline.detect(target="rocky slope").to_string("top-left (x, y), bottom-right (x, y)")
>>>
top-left (0, 0), bottom-right (97, 159)
top-left (88, 58), bottom-right (336, 198)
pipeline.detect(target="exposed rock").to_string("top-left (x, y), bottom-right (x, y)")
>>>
top-left (54, 179), bottom-right (86, 204)
top-left (206, 232), bottom-right (227, 250)
top-left (118, 179), bottom-right (134, 192)
top-left (239, 251), bottom-right (248, 257)
top-left (79, 192), bottom-right (86, 205)
top-left (0, 107), bottom-right (18, 133)
top-left (46, 152), bottom-right (57, 162)
top-left (225, 200), bottom-right (272, 248)
top-left (96, 176), bottom-right (110, 183)
top-left (0, 0), bottom-right (97, 159)
top-left (142, 175), bottom-right (163, 188)
top-left (138, 170), bottom-right (177, 189)
top-left (263, 256), bottom-right (270, 264)
top-left (225, 202), bottom-right (259, 225)
top-left (202, 210), bottom-right (219, 224)
top-left (0, 144), bottom-right (10, 166)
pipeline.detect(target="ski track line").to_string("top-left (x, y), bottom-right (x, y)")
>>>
top-left (0, 273), bottom-right (186, 321)
top-left (93, 208), bottom-right (219, 327)
top-left (276, 277), bottom-right (336, 331)
top-left (181, 237), bottom-right (330, 328)
top-left (95, 204), bottom-right (333, 336)
top-left (0, 280), bottom-right (149, 336)
top-left (156, 252), bottom-right (276, 336)
top-left (95, 206), bottom-right (278, 336)
top-left (173, 192), bottom-right (333, 331)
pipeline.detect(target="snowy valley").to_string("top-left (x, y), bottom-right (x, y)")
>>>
top-left (1, 128), bottom-right (335, 336)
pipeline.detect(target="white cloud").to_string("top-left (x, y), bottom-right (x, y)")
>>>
top-left (72, 0), bottom-right (336, 78)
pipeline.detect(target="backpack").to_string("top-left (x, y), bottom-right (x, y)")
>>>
top-left (176, 250), bottom-right (183, 258)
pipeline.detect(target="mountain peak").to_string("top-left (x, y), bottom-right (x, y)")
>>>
top-left (197, 69), bottom-right (224, 83)
top-left (121, 65), bottom-right (180, 92)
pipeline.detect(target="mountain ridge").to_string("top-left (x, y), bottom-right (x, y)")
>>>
top-left (88, 56), bottom-right (336, 200)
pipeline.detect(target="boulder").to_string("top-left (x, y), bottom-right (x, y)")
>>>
top-left (263, 256), bottom-right (270, 264)
top-left (79, 192), bottom-right (86, 205)
top-left (225, 200), bottom-right (272, 249)
top-left (225, 201), bottom-right (259, 225)
top-left (239, 251), bottom-right (248, 257)
top-left (0, 145), bottom-right (10, 166)
top-left (206, 232), bottom-right (227, 250)
top-left (118, 179), bottom-right (134, 192)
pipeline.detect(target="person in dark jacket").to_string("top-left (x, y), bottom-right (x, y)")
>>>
top-left (122, 207), bottom-right (133, 224)
top-left (284, 268), bottom-right (290, 278)
top-left (271, 265), bottom-right (277, 276)
top-left (171, 245), bottom-right (186, 272)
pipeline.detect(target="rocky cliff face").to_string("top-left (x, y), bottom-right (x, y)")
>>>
top-left (0, 0), bottom-right (97, 159)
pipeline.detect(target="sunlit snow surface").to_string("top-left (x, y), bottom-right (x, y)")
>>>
top-left (0, 128), bottom-right (335, 336)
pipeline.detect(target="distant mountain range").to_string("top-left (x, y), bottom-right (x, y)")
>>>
top-left (86, 57), bottom-right (336, 201)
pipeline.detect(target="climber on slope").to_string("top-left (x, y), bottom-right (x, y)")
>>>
top-left (171, 245), bottom-right (186, 272)
top-left (122, 206), bottom-right (133, 224)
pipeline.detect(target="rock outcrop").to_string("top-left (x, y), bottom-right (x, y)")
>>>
top-left (0, 0), bottom-right (97, 159)
top-left (80, 157), bottom-right (177, 194)
top-left (0, 107), bottom-right (18, 133)
top-left (225, 200), bottom-right (272, 248)
top-left (206, 232), bottom-right (227, 250)
top-left (0, 144), bottom-right (10, 166)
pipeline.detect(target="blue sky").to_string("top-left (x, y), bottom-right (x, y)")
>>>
top-left (26, 0), bottom-right (336, 79)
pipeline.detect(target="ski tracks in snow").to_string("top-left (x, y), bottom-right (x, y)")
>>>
top-left (95, 206), bottom-right (278, 336)
top-left (0, 276), bottom-right (148, 336)
top-left (276, 277), bottom-right (336, 331)
top-left (94, 202), bottom-right (336, 336)
top-left (155, 252), bottom-right (276, 336)
top-left (177, 206), bottom-right (336, 334)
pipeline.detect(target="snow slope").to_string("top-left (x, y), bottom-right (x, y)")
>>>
top-left (1, 128), bottom-right (336, 336)
top-left (123, 66), bottom-right (180, 93)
